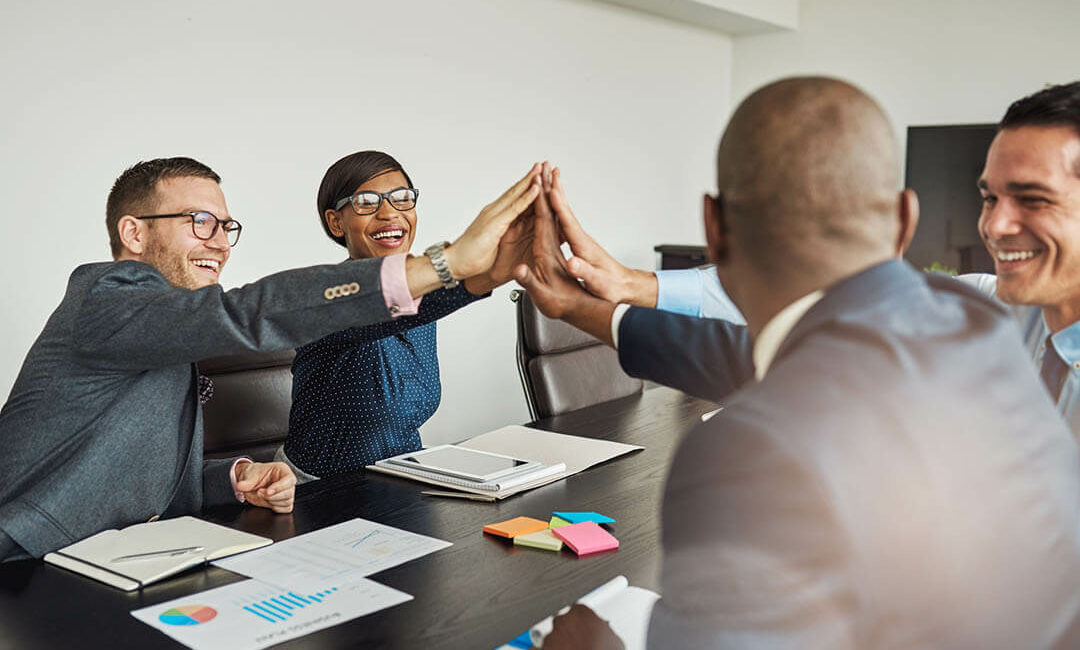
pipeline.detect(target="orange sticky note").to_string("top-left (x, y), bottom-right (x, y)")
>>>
top-left (483, 516), bottom-right (550, 539)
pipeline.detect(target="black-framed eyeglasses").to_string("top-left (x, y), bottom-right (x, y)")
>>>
top-left (136, 211), bottom-right (243, 247)
top-left (334, 188), bottom-right (420, 215)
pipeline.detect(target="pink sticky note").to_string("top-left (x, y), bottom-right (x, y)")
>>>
top-left (551, 521), bottom-right (619, 556)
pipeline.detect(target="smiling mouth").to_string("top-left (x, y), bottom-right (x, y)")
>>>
top-left (994, 249), bottom-right (1041, 263)
top-left (369, 227), bottom-right (408, 247)
top-left (192, 259), bottom-right (222, 275)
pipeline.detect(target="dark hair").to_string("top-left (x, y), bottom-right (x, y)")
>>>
top-left (106, 157), bottom-right (221, 258)
top-left (1000, 81), bottom-right (1080, 136)
top-left (316, 150), bottom-right (413, 247)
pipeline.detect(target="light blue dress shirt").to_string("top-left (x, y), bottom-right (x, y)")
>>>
top-left (655, 267), bottom-right (744, 323)
top-left (655, 268), bottom-right (1080, 437)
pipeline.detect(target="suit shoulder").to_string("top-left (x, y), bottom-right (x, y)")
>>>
top-left (71, 260), bottom-right (169, 288)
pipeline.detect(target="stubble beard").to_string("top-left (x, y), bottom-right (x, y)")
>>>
top-left (143, 237), bottom-right (204, 290)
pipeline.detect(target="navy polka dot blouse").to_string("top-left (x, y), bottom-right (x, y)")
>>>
top-left (285, 284), bottom-right (485, 477)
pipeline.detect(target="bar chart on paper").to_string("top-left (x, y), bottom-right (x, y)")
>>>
top-left (240, 586), bottom-right (340, 624)
top-left (213, 518), bottom-right (452, 587)
top-left (132, 578), bottom-right (411, 650)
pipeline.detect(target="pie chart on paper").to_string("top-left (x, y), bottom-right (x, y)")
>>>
top-left (158, 605), bottom-right (218, 626)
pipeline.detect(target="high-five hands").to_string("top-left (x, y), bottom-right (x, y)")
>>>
top-left (513, 164), bottom-right (618, 346)
top-left (543, 166), bottom-right (658, 308)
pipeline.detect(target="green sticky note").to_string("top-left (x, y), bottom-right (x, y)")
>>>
top-left (549, 516), bottom-right (572, 529)
top-left (514, 528), bottom-right (564, 552)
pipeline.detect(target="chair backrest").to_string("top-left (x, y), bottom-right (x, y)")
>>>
top-left (199, 349), bottom-right (295, 462)
top-left (513, 290), bottom-right (643, 420)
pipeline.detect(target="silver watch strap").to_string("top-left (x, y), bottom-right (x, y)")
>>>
top-left (424, 241), bottom-right (459, 289)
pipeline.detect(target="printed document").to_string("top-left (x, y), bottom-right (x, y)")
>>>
top-left (132, 577), bottom-right (409, 650)
top-left (213, 518), bottom-right (451, 587)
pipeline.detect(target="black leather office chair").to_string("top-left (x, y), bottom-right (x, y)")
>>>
top-left (513, 290), bottom-right (643, 420)
top-left (199, 349), bottom-right (295, 462)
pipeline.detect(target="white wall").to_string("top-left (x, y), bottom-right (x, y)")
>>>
top-left (0, 0), bottom-right (732, 444)
top-left (732, 0), bottom-right (1080, 149)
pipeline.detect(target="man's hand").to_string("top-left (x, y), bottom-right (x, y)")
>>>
top-left (513, 176), bottom-right (616, 346)
top-left (546, 167), bottom-right (658, 308)
top-left (235, 462), bottom-right (296, 513)
top-left (444, 164), bottom-right (541, 282)
top-left (543, 604), bottom-right (625, 650)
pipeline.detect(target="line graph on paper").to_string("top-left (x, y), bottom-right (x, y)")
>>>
top-left (213, 518), bottom-right (452, 588)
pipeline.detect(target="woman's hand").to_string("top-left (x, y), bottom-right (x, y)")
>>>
top-left (464, 196), bottom-right (536, 295)
top-left (445, 164), bottom-right (541, 281)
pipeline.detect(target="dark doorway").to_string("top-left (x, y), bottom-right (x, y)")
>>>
top-left (905, 124), bottom-right (998, 274)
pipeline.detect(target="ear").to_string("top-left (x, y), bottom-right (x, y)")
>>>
top-left (117, 215), bottom-right (147, 257)
top-left (703, 193), bottom-right (729, 265)
top-left (895, 188), bottom-right (920, 257)
top-left (325, 209), bottom-right (346, 238)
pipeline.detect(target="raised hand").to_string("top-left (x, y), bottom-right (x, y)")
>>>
top-left (546, 167), bottom-right (658, 308)
top-left (513, 174), bottom-right (617, 346)
top-left (464, 190), bottom-right (536, 295)
top-left (445, 164), bottom-right (541, 281)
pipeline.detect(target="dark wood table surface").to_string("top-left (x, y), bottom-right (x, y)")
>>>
top-left (0, 387), bottom-right (713, 649)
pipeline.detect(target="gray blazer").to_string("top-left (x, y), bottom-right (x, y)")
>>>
top-left (0, 258), bottom-right (393, 559)
top-left (633, 261), bottom-right (1080, 648)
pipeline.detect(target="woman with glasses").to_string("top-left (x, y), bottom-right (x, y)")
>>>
top-left (276, 150), bottom-right (512, 480)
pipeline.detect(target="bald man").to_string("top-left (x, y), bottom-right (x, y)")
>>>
top-left (521, 78), bottom-right (1080, 649)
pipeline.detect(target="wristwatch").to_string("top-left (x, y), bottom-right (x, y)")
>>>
top-left (424, 241), bottom-right (459, 289)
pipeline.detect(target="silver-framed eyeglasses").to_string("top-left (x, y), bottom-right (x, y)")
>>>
top-left (335, 188), bottom-right (420, 215)
top-left (136, 211), bottom-right (243, 247)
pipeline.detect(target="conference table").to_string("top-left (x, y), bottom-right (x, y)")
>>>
top-left (0, 386), bottom-right (714, 649)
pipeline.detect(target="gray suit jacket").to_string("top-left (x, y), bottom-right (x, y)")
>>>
top-left (638, 261), bottom-right (1080, 648)
top-left (0, 258), bottom-right (392, 559)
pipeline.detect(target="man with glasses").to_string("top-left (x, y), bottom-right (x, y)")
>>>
top-left (0, 156), bottom-right (539, 562)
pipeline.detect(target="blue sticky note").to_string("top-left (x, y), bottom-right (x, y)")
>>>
top-left (552, 511), bottom-right (616, 525)
top-left (507, 630), bottom-right (533, 648)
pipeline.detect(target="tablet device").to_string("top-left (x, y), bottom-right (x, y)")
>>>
top-left (384, 445), bottom-right (541, 483)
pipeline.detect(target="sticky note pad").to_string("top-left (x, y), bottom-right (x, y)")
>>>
top-left (514, 528), bottom-right (564, 552)
top-left (552, 511), bottom-right (616, 525)
top-left (551, 521), bottom-right (619, 556)
top-left (483, 516), bottom-right (549, 539)
top-left (549, 516), bottom-right (572, 529)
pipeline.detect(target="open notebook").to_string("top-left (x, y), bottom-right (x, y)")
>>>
top-left (44, 516), bottom-right (271, 591)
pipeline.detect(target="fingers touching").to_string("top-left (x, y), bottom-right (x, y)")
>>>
top-left (237, 462), bottom-right (296, 514)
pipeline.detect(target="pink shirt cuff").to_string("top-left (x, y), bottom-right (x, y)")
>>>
top-left (230, 458), bottom-right (253, 503)
top-left (380, 254), bottom-right (422, 317)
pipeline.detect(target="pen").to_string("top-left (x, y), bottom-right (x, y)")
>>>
top-left (110, 546), bottom-right (205, 563)
top-left (420, 490), bottom-right (496, 503)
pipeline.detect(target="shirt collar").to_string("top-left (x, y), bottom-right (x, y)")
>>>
top-left (1048, 317), bottom-right (1080, 369)
top-left (752, 290), bottom-right (825, 380)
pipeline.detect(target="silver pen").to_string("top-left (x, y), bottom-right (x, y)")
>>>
top-left (110, 546), bottom-right (205, 563)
